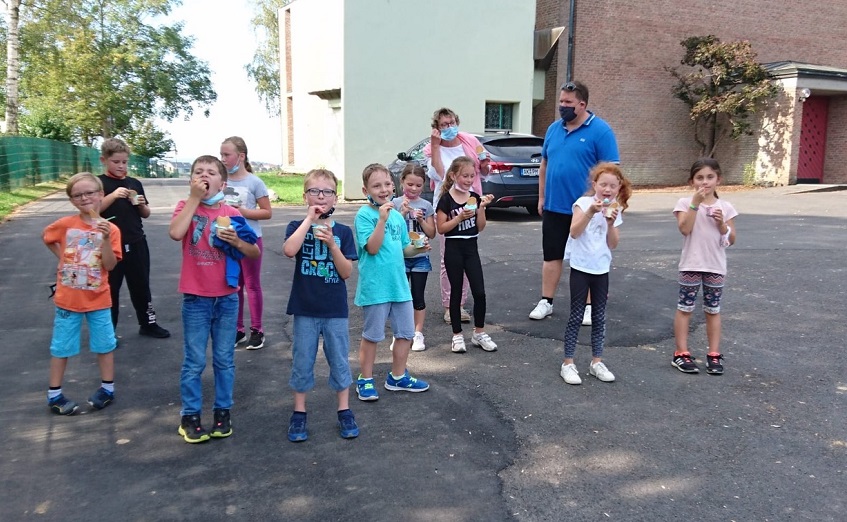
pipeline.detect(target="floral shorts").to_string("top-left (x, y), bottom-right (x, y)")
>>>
top-left (677, 271), bottom-right (724, 314)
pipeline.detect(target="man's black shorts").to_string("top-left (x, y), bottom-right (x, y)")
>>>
top-left (541, 210), bottom-right (573, 262)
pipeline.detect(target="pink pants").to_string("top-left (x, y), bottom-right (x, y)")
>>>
top-left (439, 234), bottom-right (468, 308)
top-left (237, 237), bottom-right (264, 332)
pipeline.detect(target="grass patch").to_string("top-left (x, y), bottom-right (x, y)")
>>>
top-left (0, 180), bottom-right (67, 221)
top-left (258, 172), bottom-right (344, 205)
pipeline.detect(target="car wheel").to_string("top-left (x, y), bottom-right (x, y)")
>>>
top-left (525, 205), bottom-right (539, 217)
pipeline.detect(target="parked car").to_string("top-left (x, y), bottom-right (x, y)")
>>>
top-left (387, 133), bottom-right (543, 215)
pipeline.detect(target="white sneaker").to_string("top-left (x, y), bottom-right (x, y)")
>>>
top-left (560, 363), bottom-right (582, 385)
top-left (589, 361), bottom-right (615, 382)
top-left (411, 331), bottom-right (426, 352)
top-left (443, 310), bottom-right (451, 324)
top-left (529, 299), bottom-right (553, 320)
top-left (582, 305), bottom-right (592, 326)
top-left (471, 331), bottom-right (497, 352)
top-left (451, 334), bottom-right (466, 353)
top-left (460, 308), bottom-right (471, 323)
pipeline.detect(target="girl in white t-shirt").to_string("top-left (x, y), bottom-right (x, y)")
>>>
top-left (671, 158), bottom-right (737, 376)
top-left (560, 162), bottom-right (631, 385)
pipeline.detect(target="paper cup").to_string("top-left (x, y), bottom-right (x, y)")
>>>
top-left (409, 231), bottom-right (426, 248)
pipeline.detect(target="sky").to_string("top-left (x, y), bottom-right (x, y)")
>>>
top-left (157, 0), bottom-right (283, 164)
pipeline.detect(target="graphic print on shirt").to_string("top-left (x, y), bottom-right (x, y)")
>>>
top-left (60, 228), bottom-right (105, 290)
top-left (300, 230), bottom-right (341, 283)
top-left (451, 208), bottom-right (476, 232)
top-left (188, 214), bottom-right (225, 264)
top-left (223, 186), bottom-right (243, 207)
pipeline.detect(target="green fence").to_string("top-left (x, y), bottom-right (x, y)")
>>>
top-left (0, 136), bottom-right (171, 191)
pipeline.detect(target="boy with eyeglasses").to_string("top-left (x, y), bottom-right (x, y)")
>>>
top-left (42, 172), bottom-right (123, 415)
top-left (282, 169), bottom-right (360, 442)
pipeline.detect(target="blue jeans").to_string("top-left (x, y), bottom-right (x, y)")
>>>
top-left (290, 316), bottom-right (352, 393)
top-left (180, 293), bottom-right (238, 416)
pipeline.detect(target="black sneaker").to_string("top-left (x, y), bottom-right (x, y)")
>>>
top-left (139, 323), bottom-right (171, 338)
top-left (210, 409), bottom-right (233, 438)
top-left (178, 414), bottom-right (210, 443)
top-left (48, 394), bottom-right (79, 415)
top-left (706, 354), bottom-right (725, 375)
top-left (246, 328), bottom-right (265, 350)
top-left (672, 353), bottom-right (700, 373)
top-left (234, 330), bottom-right (247, 347)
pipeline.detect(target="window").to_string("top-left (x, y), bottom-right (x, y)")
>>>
top-left (485, 103), bottom-right (515, 131)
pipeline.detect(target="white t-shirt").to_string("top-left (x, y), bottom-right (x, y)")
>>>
top-left (674, 196), bottom-right (738, 275)
top-left (427, 144), bottom-right (466, 207)
top-left (564, 196), bottom-right (623, 275)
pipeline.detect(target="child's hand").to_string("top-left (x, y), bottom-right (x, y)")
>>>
top-left (306, 205), bottom-right (323, 223)
top-left (588, 198), bottom-right (603, 215)
top-left (378, 201), bottom-right (393, 221)
top-left (692, 187), bottom-right (707, 207)
top-left (216, 227), bottom-right (239, 245)
top-left (399, 197), bottom-right (411, 216)
top-left (480, 194), bottom-right (495, 208)
top-left (312, 225), bottom-right (333, 245)
top-left (96, 220), bottom-right (111, 238)
top-left (460, 208), bottom-right (474, 220)
top-left (430, 128), bottom-right (442, 147)
top-left (604, 207), bottom-right (619, 221)
top-left (135, 194), bottom-right (147, 206)
top-left (709, 206), bottom-right (724, 224)
top-left (189, 177), bottom-right (207, 199)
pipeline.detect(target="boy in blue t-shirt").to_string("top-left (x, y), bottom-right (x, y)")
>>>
top-left (353, 163), bottom-right (431, 401)
top-left (283, 169), bottom-right (359, 441)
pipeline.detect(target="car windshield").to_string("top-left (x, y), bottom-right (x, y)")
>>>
top-left (480, 137), bottom-right (543, 157)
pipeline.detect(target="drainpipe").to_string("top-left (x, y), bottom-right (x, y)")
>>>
top-left (566, 0), bottom-right (576, 82)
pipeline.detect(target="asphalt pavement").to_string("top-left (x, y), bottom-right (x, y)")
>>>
top-left (1, 178), bottom-right (845, 521)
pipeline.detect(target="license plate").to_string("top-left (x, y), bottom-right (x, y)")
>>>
top-left (521, 167), bottom-right (539, 177)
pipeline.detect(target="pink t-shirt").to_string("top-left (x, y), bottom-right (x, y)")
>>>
top-left (172, 201), bottom-right (243, 297)
top-left (673, 196), bottom-right (738, 275)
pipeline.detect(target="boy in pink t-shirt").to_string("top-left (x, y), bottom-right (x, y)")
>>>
top-left (169, 155), bottom-right (259, 443)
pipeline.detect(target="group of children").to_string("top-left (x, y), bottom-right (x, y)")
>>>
top-left (43, 141), bottom-right (737, 443)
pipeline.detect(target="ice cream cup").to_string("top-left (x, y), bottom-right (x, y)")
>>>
top-left (128, 189), bottom-right (140, 205)
top-left (311, 223), bottom-right (329, 235)
top-left (604, 201), bottom-right (620, 218)
top-left (409, 231), bottom-right (426, 248)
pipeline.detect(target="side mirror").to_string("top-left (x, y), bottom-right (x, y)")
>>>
top-left (397, 152), bottom-right (409, 161)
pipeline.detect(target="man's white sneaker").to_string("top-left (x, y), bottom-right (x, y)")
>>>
top-left (560, 363), bottom-right (582, 385)
top-left (529, 299), bottom-right (553, 320)
top-left (451, 334), bottom-right (466, 353)
top-left (582, 305), bottom-right (592, 326)
top-left (411, 331), bottom-right (426, 351)
top-left (471, 331), bottom-right (497, 352)
top-left (589, 361), bottom-right (615, 382)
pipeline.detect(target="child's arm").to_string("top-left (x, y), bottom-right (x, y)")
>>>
top-left (283, 207), bottom-right (321, 257)
top-left (677, 190), bottom-right (706, 236)
top-left (364, 203), bottom-right (393, 255)
top-left (722, 217), bottom-right (736, 246)
top-left (437, 208), bottom-right (473, 235)
top-left (45, 242), bottom-right (62, 259)
top-left (418, 212), bottom-right (436, 239)
top-left (97, 222), bottom-right (119, 271)
top-left (606, 216), bottom-right (620, 249)
top-left (169, 179), bottom-right (206, 240)
top-left (322, 228), bottom-right (353, 279)
top-left (239, 195), bottom-right (272, 221)
top-left (570, 199), bottom-right (602, 238)
top-left (476, 194), bottom-right (494, 233)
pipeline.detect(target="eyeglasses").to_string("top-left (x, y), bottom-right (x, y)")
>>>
top-left (305, 188), bottom-right (336, 197)
top-left (70, 190), bottom-right (99, 201)
top-left (438, 121), bottom-right (457, 129)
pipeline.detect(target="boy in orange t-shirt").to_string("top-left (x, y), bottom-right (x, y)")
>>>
top-left (42, 172), bottom-right (122, 415)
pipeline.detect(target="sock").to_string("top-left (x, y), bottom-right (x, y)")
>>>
top-left (101, 381), bottom-right (115, 393)
top-left (543, 297), bottom-right (553, 304)
top-left (48, 387), bottom-right (62, 401)
top-left (390, 371), bottom-right (405, 380)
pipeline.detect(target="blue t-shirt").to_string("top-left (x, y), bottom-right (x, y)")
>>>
top-left (541, 112), bottom-right (619, 214)
top-left (353, 205), bottom-right (412, 306)
top-left (285, 220), bottom-right (357, 317)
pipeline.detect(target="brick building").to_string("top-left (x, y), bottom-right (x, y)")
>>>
top-left (534, 0), bottom-right (847, 185)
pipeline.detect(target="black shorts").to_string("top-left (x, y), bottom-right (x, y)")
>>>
top-left (541, 210), bottom-right (573, 262)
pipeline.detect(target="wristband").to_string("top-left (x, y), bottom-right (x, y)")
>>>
top-left (689, 204), bottom-right (699, 211)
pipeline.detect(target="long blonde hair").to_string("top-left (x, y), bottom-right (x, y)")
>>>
top-left (440, 156), bottom-right (475, 197)
top-left (221, 136), bottom-right (253, 173)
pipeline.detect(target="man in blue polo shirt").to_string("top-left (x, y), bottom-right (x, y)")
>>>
top-left (529, 81), bottom-right (620, 324)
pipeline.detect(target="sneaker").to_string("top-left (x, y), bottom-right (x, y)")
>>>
top-left (288, 412), bottom-right (308, 442)
top-left (356, 376), bottom-right (379, 401)
top-left (210, 409), bottom-right (233, 438)
top-left (139, 323), bottom-right (170, 338)
top-left (671, 353), bottom-right (700, 373)
top-left (234, 330), bottom-right (247, 347)
top-left (451, 334), bottom-right (466, 353)
top-left (245, 328), bottom-right (265, 350)
top-left (589, 361), bottom-right (615, 382)
top-left (529, 299), bottom-right (553, 320)
top-left (460, 308), bottom-right (471, 323)
top-left (178, 414), bottom-right (210, 443)
top-left (411, 331), bottom-right (426, 352)
top-left (560, 363), bottom-right (582, 385)
top-left (384, 370), bottom-right (430, 392)
top-left (706, 353), bottom-right (725, 375)
top-left (471, 331), bottom-right (497, 352)
top-left (443, 309), bottom-right (451, 324)
top-left (582, 305), bottom-right (592, 326)
top-left (337, 410), bottom-right (359, 439)
top-left (48, 394), bottom-right (79, 416)
top-left (87, 387), bottom-right (115, 410)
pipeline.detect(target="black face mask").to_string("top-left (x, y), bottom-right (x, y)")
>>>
top-left (319, 207), bottom-right (335, 220)
top-left (559, 106), bottom-right (577, 123)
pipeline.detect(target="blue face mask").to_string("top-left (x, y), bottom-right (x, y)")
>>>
top-left (227, 161), bottom-right (240, 175)
top-left (202, 191), bottom-right (225, 205)
top-left (559, 106), bottom-right (577, 123)
top-left (366, 195), bottom-right (381, 207)
top-left (440, 126), bottom-right (459, 141)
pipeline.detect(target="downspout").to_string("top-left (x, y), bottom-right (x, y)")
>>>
top-left (566, 0), bottom-right (576, 82)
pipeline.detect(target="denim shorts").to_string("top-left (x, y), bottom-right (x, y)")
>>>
top-left (290, 316), bottom-right (352, 393)
top-left (361, 301), bottom-right (415, 342)
top-left (50, 307), bottom-right (116, 358)
top-left (405, 255), bottom-right (432, 273)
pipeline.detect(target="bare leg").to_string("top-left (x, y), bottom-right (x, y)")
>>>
top-left (674, 310), bottom-right (692, 354)
top-left (337, 388), bottom-right (349, 411)
top-left (705, 312), bottom-right (722, 353)
top-left (49, 357), bottom-right (69, 388)
top-left (96, 352), bottom-right (114, 382)
top-left (293, 391), bottom-right (306, 412)
top-left (413, 309), bottom-right (425, 333)
top-left (541, 259), bottom-right (563, 298)
top-left (358, 339), bottom-right (377, 379)
top-left (390, 338), bottom-right (411, 377)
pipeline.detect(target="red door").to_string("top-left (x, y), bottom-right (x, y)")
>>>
top-left (797, 96), bottom-right (829, 183)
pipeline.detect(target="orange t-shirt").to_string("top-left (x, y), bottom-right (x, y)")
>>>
top-left (43, 215), bottom-right (122, 312)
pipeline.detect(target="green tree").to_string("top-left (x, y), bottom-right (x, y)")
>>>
top-left (5, 0), bottom-right (215, 152)
top-left (123, 119), bottom-right (174, 158)
top-left (246, 0), bottom-right (287, 117)
top-left (666, 35), bottom-right (779, 157)
top-left (18, 101), bottom-right (74, 141)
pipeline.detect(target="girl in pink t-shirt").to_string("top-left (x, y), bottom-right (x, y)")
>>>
top-left (672, 158), bottom-right (738, 376)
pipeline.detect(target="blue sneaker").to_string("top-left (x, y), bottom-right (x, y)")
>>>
top-left (87, 388), bottom-right (114, 410)
top-left (384, 370), bottom-right (430, 393)
top-left (356, 376), bottom-right (379, 401)
top-left (48, 394), bottom-right (79, 415)
top-left (337, 410), bottom-right (359, 439)
top-left (288, 412), bottom-right (308, 442)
